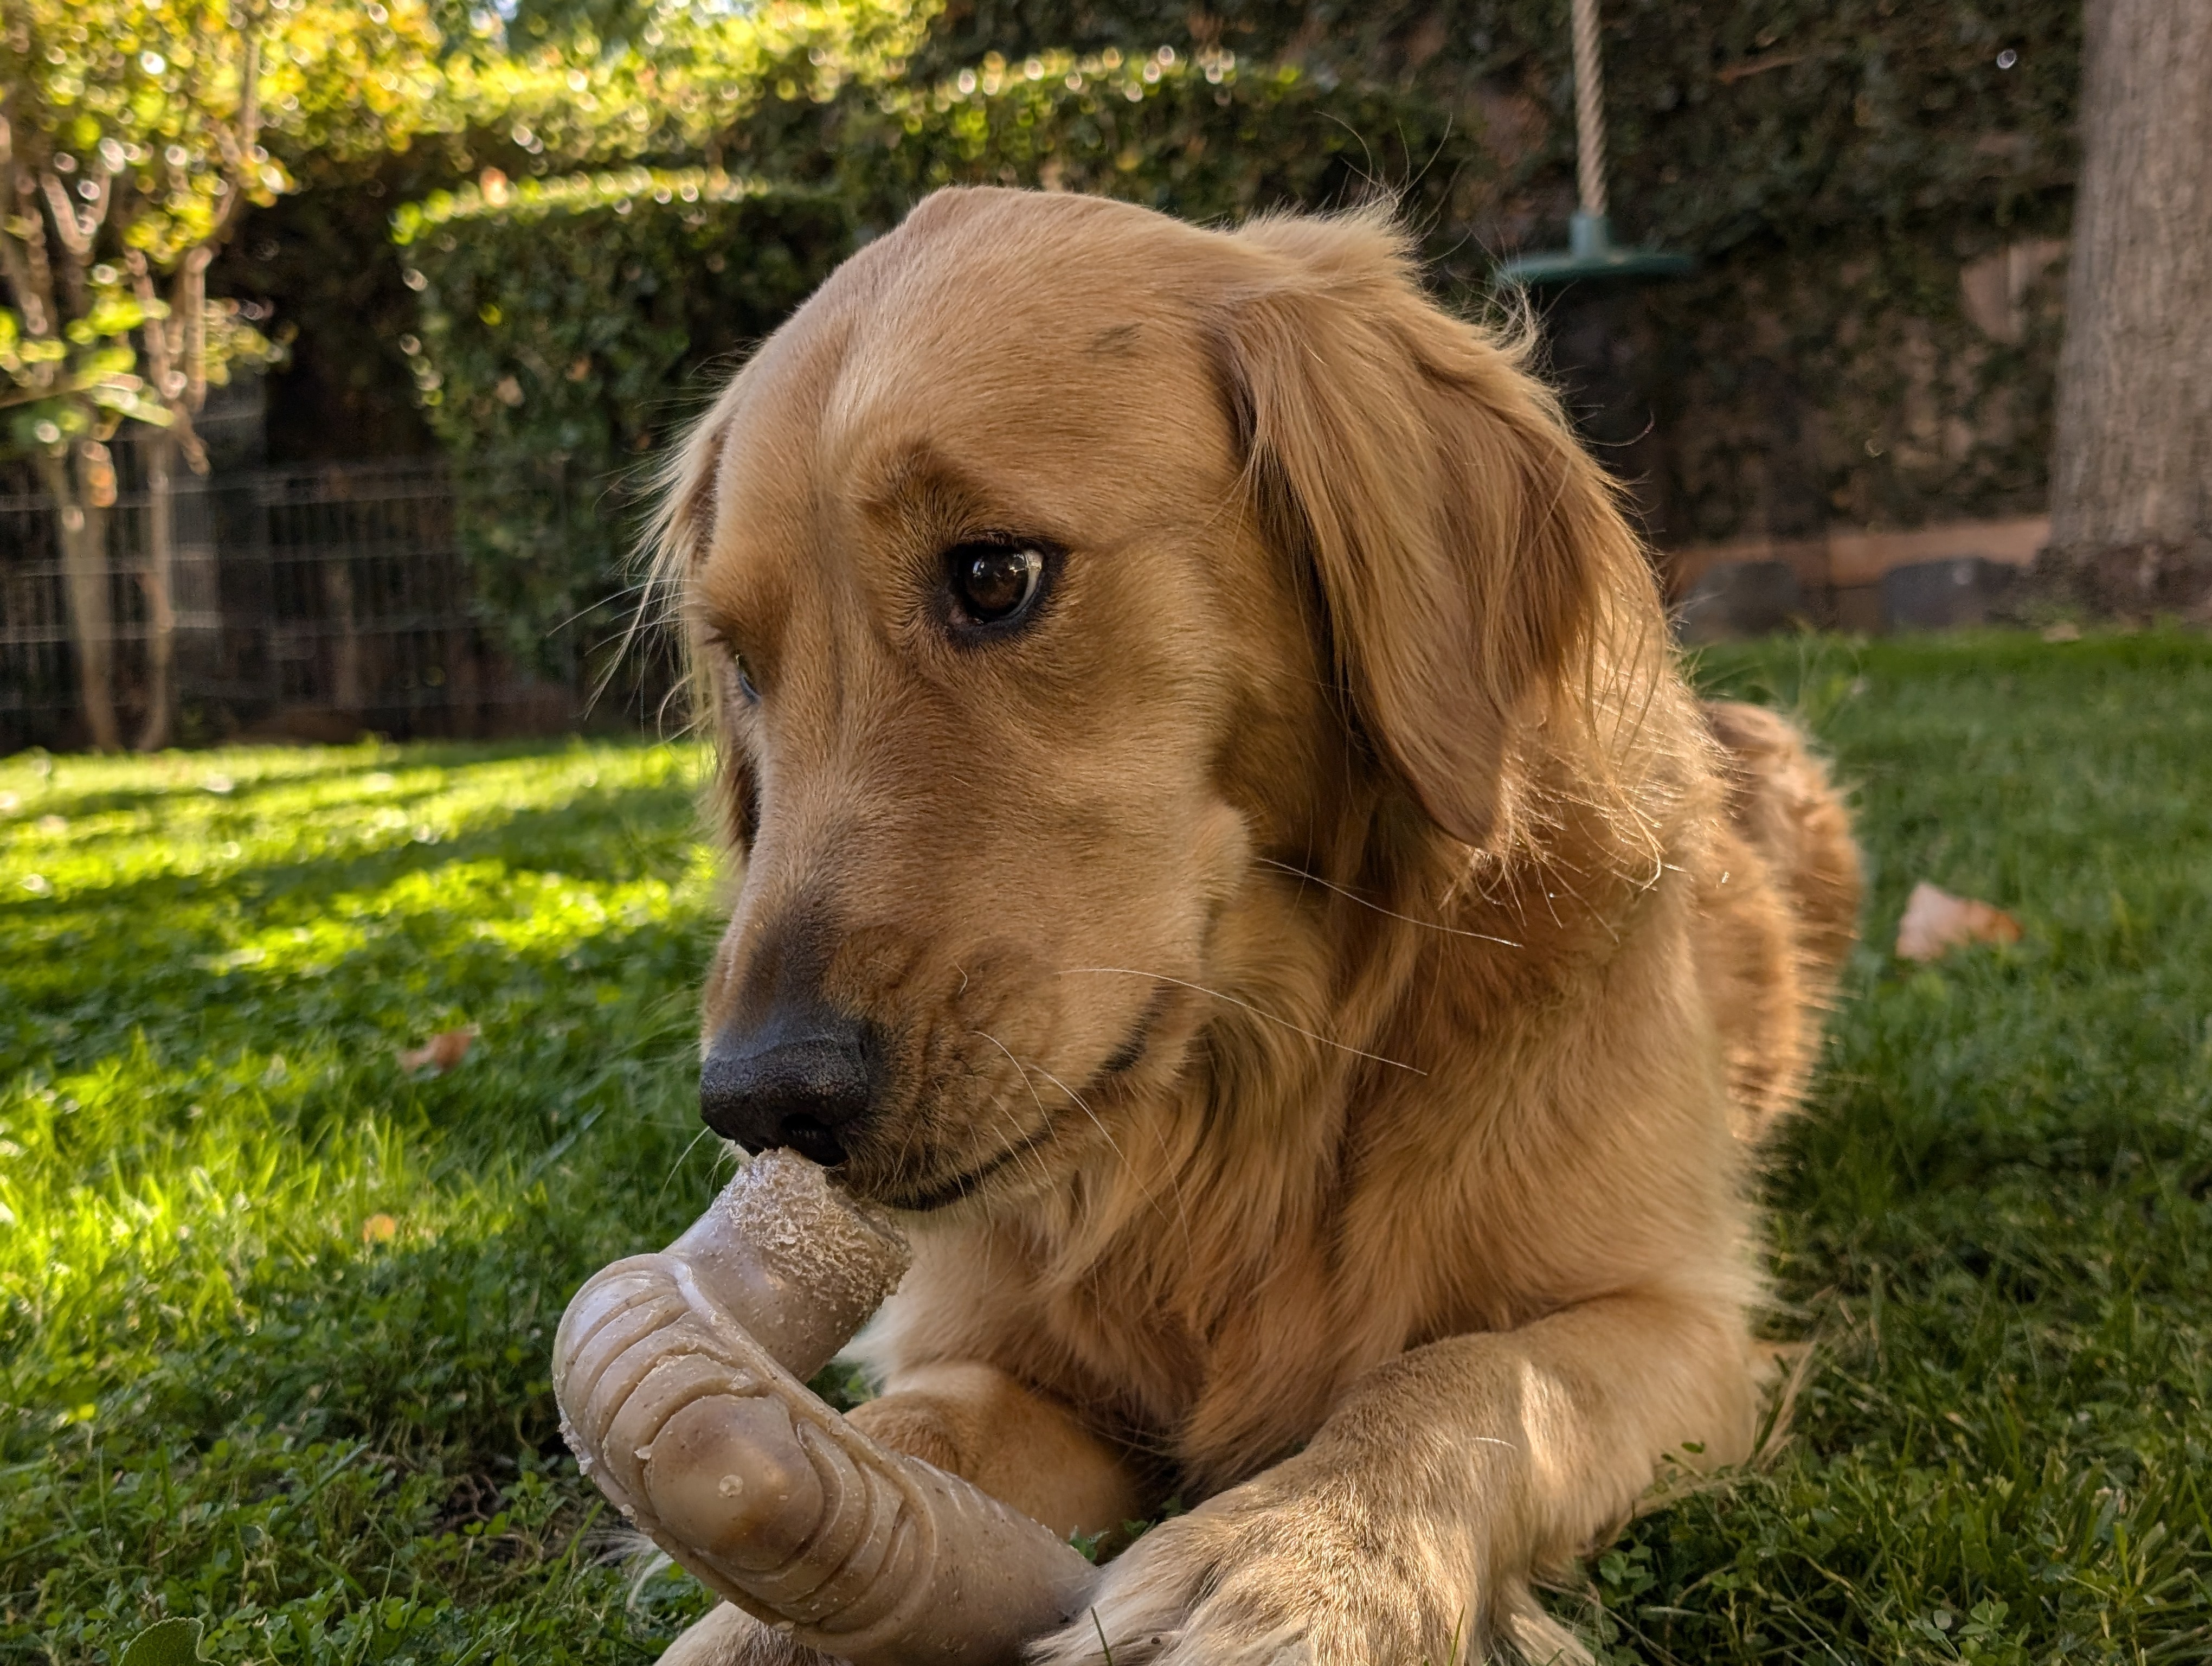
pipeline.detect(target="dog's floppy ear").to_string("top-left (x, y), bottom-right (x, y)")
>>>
top-left (1214, 209), bottom-right (1651, 849)
top-left (644, 390), bottom-right (757, 848)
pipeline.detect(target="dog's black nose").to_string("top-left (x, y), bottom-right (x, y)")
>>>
top-left (699, 1008), bottom-right (874, 1167)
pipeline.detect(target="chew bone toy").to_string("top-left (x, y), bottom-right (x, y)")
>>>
top-left (553, 1150), bottom-right (1098, 1665)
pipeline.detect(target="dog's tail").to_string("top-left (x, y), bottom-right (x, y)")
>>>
top-left (1700, 700), bottom-right (1863, 1139)
top-left (1703, 701), bottom-right (1861, 991)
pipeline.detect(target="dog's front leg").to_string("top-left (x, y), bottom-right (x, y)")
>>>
top-left (1035, 1290), bottom-right (1764, 1666)
top-left (845, 1360), bottom-right (1149, 1539)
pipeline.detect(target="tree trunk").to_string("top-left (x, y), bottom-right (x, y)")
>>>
top-left (39, 445), bottom-right (121, 751)
top-left (2047, 0), bottom-right (2212, 615)
top-left (324, 556), bottom-right (364, 714)
top-left (137, 429), bottom-right (179, 751)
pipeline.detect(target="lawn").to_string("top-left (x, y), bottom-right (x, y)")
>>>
top-left (3, 632), bottom-right (2209, 1665)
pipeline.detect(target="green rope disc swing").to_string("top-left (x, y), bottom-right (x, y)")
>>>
top-left (1495, 0), bottom-right (1693, 287)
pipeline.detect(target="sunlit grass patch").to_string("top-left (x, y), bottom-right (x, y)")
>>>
top-left (4, 631), bottom-right (2211, 1663)
top-left (2, 738), bottom-right (734, 1664)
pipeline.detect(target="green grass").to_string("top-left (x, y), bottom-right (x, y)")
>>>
top-left (4, 631), bottom-right (2210, 1664)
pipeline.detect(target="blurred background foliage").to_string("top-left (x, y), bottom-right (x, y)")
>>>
top-left (178, 0), bottom-right (2082, 665)
top-left (389, 174), bottom-right (853, 671)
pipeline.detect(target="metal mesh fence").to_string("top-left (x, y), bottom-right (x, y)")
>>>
top-left (0, 453), bottom-right (666, 753)
top-left (0, 483), bottom-right (92, 731)
top-left (0, 470), bottom-right (204, 745)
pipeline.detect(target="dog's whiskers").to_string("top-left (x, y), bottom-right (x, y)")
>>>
top-left (657, 1120), bottom-right (724, 1205)
top-left (1053, 968), bottom-right (1426, 1075)
top-left (1256, 857), bottom-right (1522, 949)
top-left (966, 1029), bottom-right (1065, 1197)
top-left (1003, 1041), bottom-right (1193, 1250)
top-left (983, 1084), bottom-right (1059, 1200)
top-left (978, 1097), bottom-right (1044, 1201)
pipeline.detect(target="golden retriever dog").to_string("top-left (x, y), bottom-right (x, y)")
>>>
top-left (647, 187), bottom-right (1861, 1665)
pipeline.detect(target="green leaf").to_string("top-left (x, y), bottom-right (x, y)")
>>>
top-left (117, 1618), bottom-right (205, 1666)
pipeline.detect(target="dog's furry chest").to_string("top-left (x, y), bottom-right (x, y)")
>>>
top-left (888, 1172), bottom-right (1443, 1494)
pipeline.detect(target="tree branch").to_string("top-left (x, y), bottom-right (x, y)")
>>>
top-left (35, 169), bottom-right (91, 318)
top-left (37, 170), bottom-right (87, 254)
top-left (124, 247), bottom-right (177, 394)
top-left (11, 175), bottom-right (62, 354)
top-left (209, 25), bottom-right (263, 247)
top-left (237, 23), bottom-right (263, 166)
top-left (0, 102), bottom-right (59, 343)
top-left (179, 245), bottom-right (213, 417)
top-left (123, 245), bottom-right (207, 471)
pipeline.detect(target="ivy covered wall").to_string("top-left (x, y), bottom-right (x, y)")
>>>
top-left (217, 0), bottom-right (2082, 648)
top-left (1452, 0), bottom-right (2081, 550)
top-left (909, 0), bottom-right (2079, 550)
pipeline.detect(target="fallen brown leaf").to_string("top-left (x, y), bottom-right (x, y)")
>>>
top-left (361, 1213), bottom-right (398, 1244)
top-left (399, 1025), bottom-right (479, 1074)
top-left (1895, 881), bottom-right (2023, 962)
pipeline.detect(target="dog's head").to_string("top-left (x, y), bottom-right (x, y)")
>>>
top-left (651, 188), bottom-right (1658, 1210)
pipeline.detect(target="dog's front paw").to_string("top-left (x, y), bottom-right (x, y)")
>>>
top-left (1031, 1466), bottom-right (1473, 1666)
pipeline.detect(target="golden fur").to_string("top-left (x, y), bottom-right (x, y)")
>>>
top-left (649, 188), bottom-right (1861, 1665)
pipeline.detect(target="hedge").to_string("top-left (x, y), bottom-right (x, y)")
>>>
top-left (389, 174), bottom-right (853, 675)
top-left (390, 47), bottom-right (1484, 668)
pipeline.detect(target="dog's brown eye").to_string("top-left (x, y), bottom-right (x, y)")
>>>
top-left (951, 543), bottom-right (1044, 625)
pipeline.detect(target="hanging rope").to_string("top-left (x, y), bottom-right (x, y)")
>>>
top-left (1571, 0), bottom-right (1609, 220)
